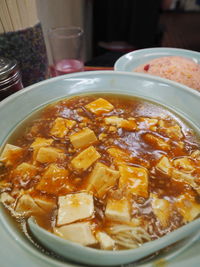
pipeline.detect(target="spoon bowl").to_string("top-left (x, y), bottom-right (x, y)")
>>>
top-left (28, 216), bottom-right (200, 266)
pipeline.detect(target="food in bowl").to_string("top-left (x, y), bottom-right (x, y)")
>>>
top-left (0, 94), bottom-right (200, 251)
top-left (134, 56), bottom-right (200, 90)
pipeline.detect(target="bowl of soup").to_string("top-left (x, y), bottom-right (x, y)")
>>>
top-left (114, 48), bottom-right (200, 91)
top-left (0, 71), bottom-right (200, 266)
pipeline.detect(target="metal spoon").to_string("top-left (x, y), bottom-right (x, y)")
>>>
top-left (28, 217), bottom-right (200, 266)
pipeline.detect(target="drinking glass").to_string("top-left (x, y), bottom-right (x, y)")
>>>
top-left (48, 26), bottom-right (84, 76)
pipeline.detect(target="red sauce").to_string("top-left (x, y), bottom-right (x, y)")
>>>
top-left (1, 94), bottom-right (200, 250)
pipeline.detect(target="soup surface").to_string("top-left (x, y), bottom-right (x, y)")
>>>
top-left (1, 94), bottom-right (200, 251)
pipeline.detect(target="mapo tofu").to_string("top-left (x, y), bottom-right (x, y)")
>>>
top-left (1, 94), bottom-right (200, 251)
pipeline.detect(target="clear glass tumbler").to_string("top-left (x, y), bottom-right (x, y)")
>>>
top-left (48, 27), bottom-right (84, 77)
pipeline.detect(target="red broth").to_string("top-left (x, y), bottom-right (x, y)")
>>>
top-left (0, 94), bottom-right (200, 250)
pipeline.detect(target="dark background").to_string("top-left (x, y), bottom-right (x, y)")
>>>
top-left (86, 0), bottom-right (200, 67)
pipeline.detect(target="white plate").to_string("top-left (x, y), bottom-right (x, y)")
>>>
top-left (114, 47), bottom-right (200, 72)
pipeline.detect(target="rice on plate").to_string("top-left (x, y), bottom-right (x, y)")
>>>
top-left (134, 56), bottom-right (200, 91)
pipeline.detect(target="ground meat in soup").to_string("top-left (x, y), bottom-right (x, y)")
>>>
top-left (1, 94), bottom-right (200, 251)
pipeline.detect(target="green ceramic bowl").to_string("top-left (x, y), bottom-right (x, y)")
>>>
top-left (0, 71), bottom-right (200, 267)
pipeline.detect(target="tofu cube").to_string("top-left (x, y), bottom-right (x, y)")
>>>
top-left (138, 118), bottom-right (158, 130)
top-left (119, 119), bottom-right (137, 131)
top-left (98, 133), bottom-right (107, 141)
top-left (172, 169), bottom-right (196, 188)
top-left (175, 194), bottom-right (200, 222)
top-left (85, 98), bottom-right (114, 115)
top-left (0, 144), bottom-right (23, 166)
top-left (36, 164), bottom-right (73, 195)
top-left (108, 126), bottom-right (117, 133)
top-left (11, 163), bottom-right (38, 189)
top-left (96, 232), bottom-right (115, 250)
top-left (165, 124), bottom-right (183, 140)
top-left (105, 116), bottom-right (137, 131)
top-left (30, 137), bottom-right (54, 160)
top-left (57, 192), bottom-right (94, 226)
top-left (36, 147), bottom-right (65, 163)
top-left (105, 197), bottom-right (130, 222)
top-left (50, 117), bottom-right (76, 138)
top-left (158, 120), bottom-right (165, 128)
top-left (15, 194), bottom-right (43, 216)
top-left (0, 181), bottom-right (11, 190)
top-left (104, 116), bottom-right (124, 126)
top-left (86, 162), bottom-right (120, 197)
top-left (71, 146), bottom-right (100, 171)
top-left (173, 157), bottom-right (194, 172)
top-left (143, 133), bottom-right (170, 151)
top-left (119, 165), bottom-right (148, 198)
top-left (0, 192), bottom-right (15, 205)
top-left (69, 128), bottom-right (97, 149)
top-left (156, 156), bottom-right (172, 175)
top-left (151, 193), bottom-right (171, 227)
top-left (54, 222), bottom-right (97, 246)
top-left (14, 162), bottom-right (38, 178)
top-left (158, 120), bottom-right (183, 140)
top-left (30, 137), bottom-right (54, 150)
top-left (107, 147), bottom-right (131, 165)
top-left (191, 150), bottom-right (200, 160)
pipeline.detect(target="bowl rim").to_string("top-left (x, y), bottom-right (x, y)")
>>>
top-left (0, 70), bottom-right (200, 109)
top-left (0, 70), bottom-right (200, 266)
